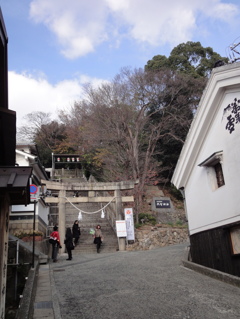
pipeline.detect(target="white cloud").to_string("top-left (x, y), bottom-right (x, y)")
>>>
top-left (106, 0), bottom-right (239, 46)
top-left (29, 0), bottom-right (109, 58)
top-left (8, 71), bottom-right (104, 127)
top-left (29, 0), bottom-right (239, 58)
top-left (207, 2), bottom-right (238, 22)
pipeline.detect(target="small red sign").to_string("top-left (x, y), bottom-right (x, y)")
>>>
top-left (30, 184), bottom-right (38, 194)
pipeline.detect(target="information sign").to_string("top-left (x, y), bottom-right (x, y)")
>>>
top-left (116, 220), bottom-right (127, 237)
top-left (155, 199), bottom-right (171, 209)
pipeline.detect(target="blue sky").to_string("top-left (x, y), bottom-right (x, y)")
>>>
top-left (1, 0), bottom-right (240, 127)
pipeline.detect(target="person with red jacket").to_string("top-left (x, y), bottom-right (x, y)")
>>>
top-left (50, 225), bottom-right (62, 262)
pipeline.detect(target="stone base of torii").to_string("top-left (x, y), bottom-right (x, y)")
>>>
top-left (41, 179), bottom-right (137, 251)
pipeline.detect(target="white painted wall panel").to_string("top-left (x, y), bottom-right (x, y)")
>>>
top-left (186, 90), bottom-right (240, 234)
top-left (36, 201), bottom-right (49, 225)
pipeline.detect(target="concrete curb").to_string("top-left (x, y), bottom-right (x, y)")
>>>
top-left (182, 259), bottom-right (240, 288)
top-left (49, 263), bottom-right (62, 319)
top-left (16, 262), bottom-right (39, 319)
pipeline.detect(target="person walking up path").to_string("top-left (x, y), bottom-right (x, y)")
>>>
top-left (72, 220), bottom-right (81, 246)
top-left (93, 224), bottom-right (103, 253)
top-left (64, 227), bottom-right (74, 261)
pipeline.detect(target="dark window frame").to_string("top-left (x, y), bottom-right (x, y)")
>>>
top-left (214, 162), bottom-right (225, 188)
top-left (198, 151), bottom-right (225, 190)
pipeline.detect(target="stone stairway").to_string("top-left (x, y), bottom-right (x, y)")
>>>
top-left (65, 202), bottom-right (119, 254)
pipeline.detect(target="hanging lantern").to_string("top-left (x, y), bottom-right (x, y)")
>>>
top-left (78, 211), bottom-right (82, 221)
top-left (101, 209), bottom-right (105, 218)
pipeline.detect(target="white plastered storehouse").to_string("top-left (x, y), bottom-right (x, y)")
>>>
top-left (172, 62), bottom-right (240, 276)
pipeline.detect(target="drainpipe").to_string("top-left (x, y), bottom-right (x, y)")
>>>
top-left (16, 239), bottom-right (19, 265)
top-left (32, 200), bottom-right (36, 268)
top-left (15, 240), bottom-right (19, 300)
top-left (179, 187), bottom-right (188, 222)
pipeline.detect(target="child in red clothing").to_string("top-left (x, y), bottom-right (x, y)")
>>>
top-left (50, 225), bottom-right (62, 262)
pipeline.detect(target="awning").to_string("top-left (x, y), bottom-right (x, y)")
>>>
top-left (0, 166), bottom-right (32, 205)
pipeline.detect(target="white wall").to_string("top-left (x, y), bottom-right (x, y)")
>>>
top-left (16, 153), bottom-right (28, 166)
top-left (12, 204), bottom-right (34, 212)
top-left (10, 145), bottom-right (50, 231)
top-left (11, 201), bottom-right (49, 225)
top-left (36, 200), bottom-right (49, 225)
top-left (186, 89), bottom-right (240, 235)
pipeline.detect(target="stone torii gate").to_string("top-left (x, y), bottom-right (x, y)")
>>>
top-left (42, 179), bottom-right (137, 251)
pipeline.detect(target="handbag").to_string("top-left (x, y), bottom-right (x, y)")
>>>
top-left (49, 236), bottom-right (57, 244)
top-left (70, 241), bottom-right (75, 250)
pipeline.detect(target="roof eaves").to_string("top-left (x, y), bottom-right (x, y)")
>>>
top-left (171, 62), bottom-right (240, 189)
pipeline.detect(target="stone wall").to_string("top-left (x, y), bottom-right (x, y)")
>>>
top-left (142, 185), bottom-right (187, 225)
top-left (127, 225), bottom-right (189, 251)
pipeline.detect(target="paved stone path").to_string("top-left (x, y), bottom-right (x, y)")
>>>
top-left (33, 264), bottom-right (54, 319)
top-left (45, 243), bottom-right (240, 319)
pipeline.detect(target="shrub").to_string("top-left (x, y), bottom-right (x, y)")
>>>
top-left (175, 220), bottom-right (183, 226)
top-left (168, 185), bottom-right (183, 200)
top-left (138, 213), bottom-right (157, 226)
top-left (14, 230), bottom-right (43, 239)
top-left (135, 223), bottom-right (142, 229)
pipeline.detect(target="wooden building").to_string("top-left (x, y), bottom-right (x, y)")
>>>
top-left (0, 8), bottom-right (31, 317)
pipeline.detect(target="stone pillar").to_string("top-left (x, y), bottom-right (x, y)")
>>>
top-left (115, 188), bottom-right (123, 220)
top-left (58, 190), bottom-right (66, 253)
top-left (88, 191), bottom-right (95, 198)
top-left (51, 153), bottom-right (55, 178)
top-left (0, 193), bottom-right (10, 318)
top-left (115, 187), bottom-right (126, 251)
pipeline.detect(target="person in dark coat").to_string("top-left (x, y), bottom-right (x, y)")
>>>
top-left (72, 220), bottom-right (81, 245)
top-left (64, 227), bottom-right (73, 260)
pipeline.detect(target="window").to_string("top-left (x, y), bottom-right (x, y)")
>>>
top-left (214, 162), bottom-right (225, 187)
top-left (198, 151), bottom-right (225, 190)
top-left (230, 226), bottom-right (240, 255)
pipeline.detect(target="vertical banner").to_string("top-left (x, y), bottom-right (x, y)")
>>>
top-left (124, 208), bottom-right (135, 241)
